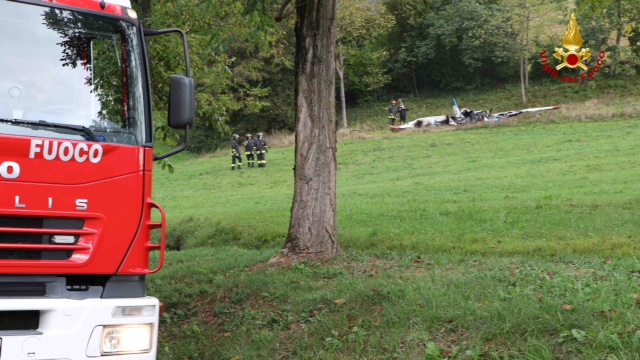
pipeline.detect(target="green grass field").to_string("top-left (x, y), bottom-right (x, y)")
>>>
top-left (150, 79), bottom-right (640, 359)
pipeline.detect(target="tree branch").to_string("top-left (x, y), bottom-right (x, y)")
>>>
top-left (274, 0), bottom-right (292, 23)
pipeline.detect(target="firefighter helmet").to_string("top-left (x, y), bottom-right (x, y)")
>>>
top-left (257, 132), bottom-right (263, 137)
top-left (246, 133), bottom-right (252, 138)
top-left (232, 134), bottom-right (239, 140)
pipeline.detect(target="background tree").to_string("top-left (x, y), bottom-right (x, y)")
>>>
top-left (336, 0), bottom-right (394, 127)
top-left (384, 0), bottom-right (515, 93)
top-left (505, 0), bottom-right (564, 103)
top-left (576, 0), bottom-right (640, 76)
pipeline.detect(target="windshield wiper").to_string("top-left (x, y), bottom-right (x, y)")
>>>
top-left (0, 118), bottom-right (99, 142)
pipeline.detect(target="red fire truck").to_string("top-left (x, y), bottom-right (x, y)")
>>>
top-left (0, 0), bottom-right (194, 358)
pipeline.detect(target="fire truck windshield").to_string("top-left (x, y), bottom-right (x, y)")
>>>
top-left (0, 1), bottom-right (147, 146)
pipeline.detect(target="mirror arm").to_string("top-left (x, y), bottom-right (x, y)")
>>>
top-left (153, 126), bottom-right (190, 161)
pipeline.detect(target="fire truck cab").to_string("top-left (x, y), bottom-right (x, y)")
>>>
top-left (0, 0), bottom-right (194, 358)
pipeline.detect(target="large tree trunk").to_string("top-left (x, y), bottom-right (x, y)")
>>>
top-left (282, 0), bottom-right (340, 259)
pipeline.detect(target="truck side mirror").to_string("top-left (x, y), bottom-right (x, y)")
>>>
top-left (168, 75), bottom-right (195, 129)
top-left (145, 27), bottom-right (195, 161)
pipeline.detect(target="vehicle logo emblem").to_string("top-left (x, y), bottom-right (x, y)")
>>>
top-left (539, 13), bottom-right (606, 83)
top-left (553, 13), bottom-right (591, 70)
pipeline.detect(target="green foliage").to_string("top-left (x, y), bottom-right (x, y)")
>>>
top-left (337, 0), bottom-right (395, 103)
top-left (383, 0), bottom-right (519, 91)
top-left (628, 22), bottom-right (640, 57)
top-left (136, 0), bottom-right (293, 153)
top-left (156, 158), bottom-right (174, 174)
top-left (133, 0), bottom-right (640, 152)
top-left (576, 0), bottom-right (640, 75)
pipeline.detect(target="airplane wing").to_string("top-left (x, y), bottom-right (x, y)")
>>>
top-left (491, 105), bottom-right (560, 120)
top-left (519, 105), bottom-right (560, 113)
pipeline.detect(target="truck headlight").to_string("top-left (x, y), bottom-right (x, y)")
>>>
top-left (101, 324), bottom-right (153, 354)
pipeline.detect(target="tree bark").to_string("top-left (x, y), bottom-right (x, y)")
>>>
top-left (519, 2), bottom-right (529, 104)
top-left (524, 10), bottom-right (529, 89)
top-left (283, 0), bottom-right (340, 258)
top-left (525, 56), bottom-right (529, 88)
top-left (520, 53), bottom-right (527, 104)
top-left (412, 66), bottom-right (418, 97)
top-left (337, 40), bottom-right (348, 128)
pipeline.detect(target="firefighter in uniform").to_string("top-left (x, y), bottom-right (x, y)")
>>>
top-left (243, 133), bottom-right (257, 168)
top-left (230, 134), bottom-right (242, 170)
top-left (384, 100), bottom-right (399, 125)
top-left (255, 132), bottom-right (268, 168)
top-left (398, 98), bottom-right (408, 125)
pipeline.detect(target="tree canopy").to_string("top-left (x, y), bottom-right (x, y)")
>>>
top-left (135, 0), bottom-right (640, 150)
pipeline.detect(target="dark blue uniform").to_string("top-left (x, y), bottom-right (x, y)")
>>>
top-left (386, 102), bottom-right (398, 125)
top-left (255, 133), bottom-right (268, 167)
top-left (231, 134), bottom-right (242, 170)
top-left (243, 134), bottom-right (257, 168)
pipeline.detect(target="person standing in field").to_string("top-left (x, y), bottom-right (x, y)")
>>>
top-left (398, 98), bottom-right (408, 125)
top-left (384, 99), bottom-right (399, 125)
top-left (255, 132), bottom-right (268, 168)
top-left (231, 134), bottom-right (242, 170)
top-left (243, 133), bottom-right (257, 168)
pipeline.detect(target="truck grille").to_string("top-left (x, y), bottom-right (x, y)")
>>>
top-left (0, 216), bottom-right (85, 260)
top-left (0, 310), bottom-right (39, 331)
top-left (0, 282), bottom-right (46, 296)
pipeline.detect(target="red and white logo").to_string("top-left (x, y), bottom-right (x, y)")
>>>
top-left (540, 13), bottom-right (606, 83)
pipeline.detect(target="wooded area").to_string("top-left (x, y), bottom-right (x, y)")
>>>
top-left (132, 0), bottom-right (640, 151)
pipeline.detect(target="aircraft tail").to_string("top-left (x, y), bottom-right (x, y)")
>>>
top-left (452, 98), bottom-right (461, 118)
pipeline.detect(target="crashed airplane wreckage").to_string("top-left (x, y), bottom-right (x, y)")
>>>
top-left (389, 99), bottom-right (560, 131)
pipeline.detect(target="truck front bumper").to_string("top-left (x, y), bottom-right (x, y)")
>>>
top-left (0, 297), bottom-right (159, 359)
